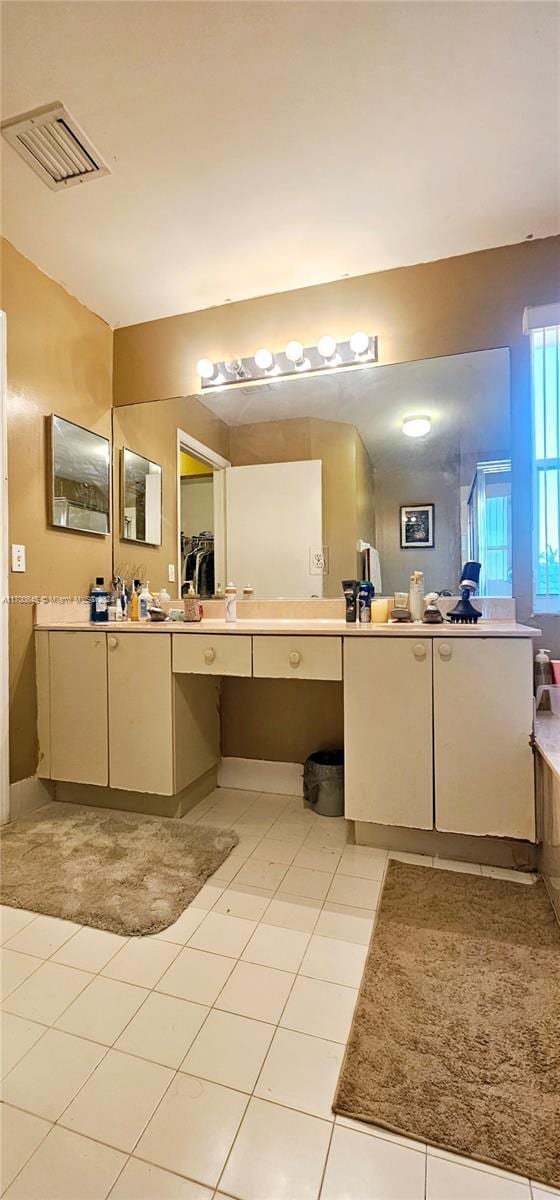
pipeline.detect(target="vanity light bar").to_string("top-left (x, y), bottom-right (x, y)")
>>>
top-left (196, 334), bottom-right (378, 391)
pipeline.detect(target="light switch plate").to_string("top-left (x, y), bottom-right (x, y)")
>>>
top-left (11, 544), bottom-right (26, 572)
top-left (168, 563), bottom-right (176, 582)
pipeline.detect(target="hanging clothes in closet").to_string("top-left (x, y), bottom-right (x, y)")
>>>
top-left (182, 532), bottom-right (214, 598)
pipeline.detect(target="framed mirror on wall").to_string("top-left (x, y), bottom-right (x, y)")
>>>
top-left (121, 448), bottom-right (162, 546)
top-left (48, 414), bottom-right (110, 535)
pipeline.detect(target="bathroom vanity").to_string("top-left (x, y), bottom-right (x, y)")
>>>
top-left (35, 615), bottom-right (537, 846)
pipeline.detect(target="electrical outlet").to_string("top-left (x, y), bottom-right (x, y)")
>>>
top-left (11, 544), bottom-right (26, 572)
top-left (168, 563), bottom-right (176, 583)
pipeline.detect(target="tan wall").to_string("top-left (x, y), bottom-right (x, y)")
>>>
top-left (1, 239), bottom-right (113, 783)
top-left (114, 237), bottom-right (560, 764)
top-left (112, 395), bottom-right (229, 595)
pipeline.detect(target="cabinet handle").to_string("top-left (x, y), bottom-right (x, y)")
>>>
top-left (289, 650), bottom-right (302, 667)
top-left (204, 647), bottom-right (216, 664)
top-left (108, 636), bottom-right (118, 650)
top-left (438, 643), bottom-right (452, 661)
top-left (413, 643), bottom-right (426, 661)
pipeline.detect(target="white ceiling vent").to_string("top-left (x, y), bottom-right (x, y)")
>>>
top-left (1, 102), bottom-right (110, 190)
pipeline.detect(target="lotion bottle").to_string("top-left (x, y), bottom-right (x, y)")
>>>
top-left (225, 583), bottom-right (237, 623)
top-left (139, 582), bottom-right (151, 620)
top-left (409, 571), bottom-right (425, 623)
top-left (130, 588), bottom-right (139, 622)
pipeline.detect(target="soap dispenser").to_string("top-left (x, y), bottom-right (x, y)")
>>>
top-left (535, 649), bottom-right (553, 710)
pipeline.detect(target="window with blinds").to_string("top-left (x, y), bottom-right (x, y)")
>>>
top-left (532, 323), bottom-right (560, 613)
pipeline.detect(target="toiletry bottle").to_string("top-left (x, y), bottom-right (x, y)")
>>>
top-left (342, 580), bottom-right (359, 623)
top-left (120, 580), bottom-right (128, 620)
top-left (535, 649), bottom-right (553, 711)
top-left (409, 571), bottom-right (425, 623)
top-left (130, 587), bottom-right (139, 622)
top-left (183, 582), bottom-right (201, 622)
top-left (90, 577), bottom-right (110, 623)
top-left (225, 583), bottom-right (237, 623)
top-left (158, 586), bottom-right (171, 604)
top-left (358, 581), bottom-right (374, 623)
top-left (139, 581), bottom-right (151, 620)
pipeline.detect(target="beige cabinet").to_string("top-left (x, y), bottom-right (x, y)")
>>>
top-left (344, 638), bottom-right (434, 829)
top-left (433, 637), bottom-right (535, 840)
top-left (107, 633), bottom-right (174, 794)
top-left (48, 631), bottom-right (108, 786)
top-left (173, 633), bottom-right (252, 676)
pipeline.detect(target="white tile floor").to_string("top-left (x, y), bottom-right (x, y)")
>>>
top-left (0, 787), bottom-right (550, 1200)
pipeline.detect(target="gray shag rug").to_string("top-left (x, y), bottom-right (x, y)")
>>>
top-left (0, 801), bottom-right (238, 936)
top-left (334, 860), bottom-right (560, 1192)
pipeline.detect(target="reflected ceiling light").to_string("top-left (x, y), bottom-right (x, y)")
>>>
top-left (402, 415), bottom-right (431, 438)
top-left (349, 330), bottom-right (371, 358)
top-left (317, 335), bottom-right (337, 360)
top-left (285, 340), bottom-right (310, 371)
top-left (254, 347), bottom-right (274, 371)
top-left (196, 357), bottom-right (218, 381)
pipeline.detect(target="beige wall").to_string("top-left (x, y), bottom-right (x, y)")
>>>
top-left (112, 395), bottom-right (229, 595)
top-left (1, 239), bottom-right (113, 783)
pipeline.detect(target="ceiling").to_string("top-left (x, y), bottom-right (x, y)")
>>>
top-left (195, 347), bottom-right (510, 474)
top-left (1, 1), bottom-right (558, 329)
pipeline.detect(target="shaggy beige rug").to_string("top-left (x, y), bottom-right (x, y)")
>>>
top-left (0, 802), bottom-right (238, 936)
top-left (334, 860), bottom-right (560, 1191)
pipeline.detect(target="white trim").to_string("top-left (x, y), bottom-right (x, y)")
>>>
top-left (0, 312), bottom-right (8, 824)
top-left (218, 756), bottom-right (304, 796)
top-left (176, 429), bottom-right (230, 600)
top-left (523, 302), bottom-right (560, 334)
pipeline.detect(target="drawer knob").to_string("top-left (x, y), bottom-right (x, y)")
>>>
top-left (413, 643), bottom-right (426, 661)
top-left (204, 647), bottom-right (216, 664)
top-left (289, 650), bottom-right (302, 667)
top-left (438, 643), bottom-right (452, 661)
top-left (108, 636), bottom-right (118, 650)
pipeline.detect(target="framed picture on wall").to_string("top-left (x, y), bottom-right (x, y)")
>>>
top-left (400, 503), bottom-right (434, 549)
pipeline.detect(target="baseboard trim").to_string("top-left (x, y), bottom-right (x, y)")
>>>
top-left (9, 776), bottom-right (54, 822)
top-left (55, 768), bottom-right (218, 819)
top-left (354, 821), bottom-right (538, 870)
top-left (218, 757), bottom-right (303, 796)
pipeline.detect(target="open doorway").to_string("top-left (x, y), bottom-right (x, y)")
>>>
top-left (176, 430), bottom-right (229, 599)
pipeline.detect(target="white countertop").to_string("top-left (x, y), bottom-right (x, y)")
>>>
top-left (34, 618), bottom-right (539, 637)
top-left (534, 712), bottom-right (560, 779)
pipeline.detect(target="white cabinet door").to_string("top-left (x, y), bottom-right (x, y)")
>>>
top-left (108, 633), bottom-right (174, 795)
top-left (49, 631), bottom-right (108, 785)
top-left (225, 460), bottom-right (323, 598)
top-left (344, 638), bottom-right (433, 829)
top-left (434, 637), bottom-right (535, 840)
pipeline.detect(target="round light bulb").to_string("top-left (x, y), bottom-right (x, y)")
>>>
top-left (402, 416), bottom-right (431, 439)
top-left (255, 348), bottom-right (274, 371)
top-left (317, 335), bottom-right (337, 360)
top-left (196, 358), bottom-right (216, 381)
top-left (349, 330), bottom-right (370, 356)
top-left (285, 340), bottom-right (305, 365)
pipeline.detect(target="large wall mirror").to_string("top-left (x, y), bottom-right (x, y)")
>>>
top-left (112, 346), bottom-right (511, 600)
top-left (48, 414), bottom-right (110, 535)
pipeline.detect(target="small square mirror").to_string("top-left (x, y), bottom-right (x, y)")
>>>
top-left (121, 447), bottom-right (162, 545)
top-left (48, 415), bottom-right (110, 535)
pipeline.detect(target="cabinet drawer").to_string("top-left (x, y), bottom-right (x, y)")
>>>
top-left (253, 635), bottom-right (342, 680)
top-left (173, 634), bottom-right (252, 676)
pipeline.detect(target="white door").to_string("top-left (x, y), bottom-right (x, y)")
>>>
top-left (434, 637), bottom-right (535, 839)
top-left (344, 638), bottom-right (434, 829)
top-left (225, 460), bottom-right (323, 598)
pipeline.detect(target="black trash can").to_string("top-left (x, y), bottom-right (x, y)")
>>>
top-left (303, 750), bottom-right (344, 817)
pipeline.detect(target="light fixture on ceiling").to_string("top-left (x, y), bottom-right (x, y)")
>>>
top-left (285, 340), bottom-right (310, 371)
top-left (196, 333), bottom-right (378, 390)
top-left (317, 335), bottom-right (340, 365)
top-left (225, 358), bottom-right (249, 380)
top-left (402, 415), bottom-right (431, 438)
top-left (349, 330), bottom-right (372, 360)
top-left (195, 358), bottom-right (225, 386)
